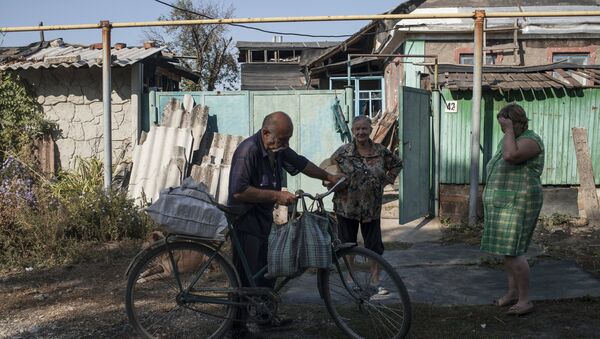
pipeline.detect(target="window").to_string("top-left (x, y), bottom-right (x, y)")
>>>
top-left (552, 53), bottom-right (590, 85)
top-left (552, 53), bottom-right (589, 65)
top-left (459, 53), bottom-right (496, 65)
top-left (330, 77), bottom-right (384, 118)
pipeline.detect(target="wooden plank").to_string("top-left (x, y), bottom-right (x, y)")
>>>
top-left (556, 68), bottom-right (581, 86)
top-left (572, 127), bottom-right (600, 227)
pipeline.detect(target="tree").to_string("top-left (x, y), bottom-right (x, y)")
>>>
top-left (147, 0), bottom-right (239, 91)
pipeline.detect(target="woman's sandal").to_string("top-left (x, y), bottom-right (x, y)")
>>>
top-left (506, 302), bottom-right (534, 316)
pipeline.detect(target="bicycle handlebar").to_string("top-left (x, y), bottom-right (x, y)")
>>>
top-left (296, 176), bottom-right (347, 201)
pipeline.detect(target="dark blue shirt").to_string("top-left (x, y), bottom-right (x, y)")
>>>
top-left (228, 131), bottom-right (308, 237)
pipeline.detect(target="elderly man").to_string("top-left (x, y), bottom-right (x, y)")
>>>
top-left (228, 111), bottom-right (342, 336)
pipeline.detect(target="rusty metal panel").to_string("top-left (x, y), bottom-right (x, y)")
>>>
top-left (440, 88), bottom-right (600, 185)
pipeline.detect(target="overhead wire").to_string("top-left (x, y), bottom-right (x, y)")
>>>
top-left (153, 0), bottom-right (400, 40)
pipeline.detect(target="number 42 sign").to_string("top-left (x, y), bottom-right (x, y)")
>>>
top-left (445, 100), bottom-right (458, 113)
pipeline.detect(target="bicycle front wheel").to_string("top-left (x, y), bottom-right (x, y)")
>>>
top-left (125, 241), bottom-right (239, 339)
top-left (319, 246), bottom-right (412, 339)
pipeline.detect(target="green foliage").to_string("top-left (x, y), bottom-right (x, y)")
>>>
top-left (0, 156), bottom-right (154, 269)
top-left (146, 0), bottom-right (239, 91)
top-left (0, 71), bottom-right (56, 159)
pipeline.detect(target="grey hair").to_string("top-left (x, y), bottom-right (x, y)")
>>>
top-left (352, 115), bottom-right (372, 126)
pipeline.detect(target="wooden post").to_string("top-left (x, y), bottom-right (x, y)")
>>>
top-left (572, 127), bottom-right (600, 227)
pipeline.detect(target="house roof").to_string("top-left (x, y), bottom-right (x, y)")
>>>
top-left (434, 62), bottom-right (600, 90)
top-left (395, 3), bottom-right (600, 35)
top-left (236, 41), bottom-right (339, 50)
top-left (305, 0), bottom-right (426, 68)
top-left (0, 39), bottom-right (198, 81)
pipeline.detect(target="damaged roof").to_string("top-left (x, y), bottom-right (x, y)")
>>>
top-left (395, 2), bottom-right (600, 35)
top-left (236, 41), bottom-right (339, 49)
top-left (0, 39), bottom-right (198, 80)
top-left (305, 0), bottom-right (426, 68)
top-left (434, 62), bottom-right (600, 90)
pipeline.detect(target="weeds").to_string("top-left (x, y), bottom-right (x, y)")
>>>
top-left (0, 155), bottom-right (154, 270)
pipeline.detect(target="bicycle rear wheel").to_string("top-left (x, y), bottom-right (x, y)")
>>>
top-left (125, 241), bottom-right (239, 338)
top-left (319, 246), bottom-right (412, 339)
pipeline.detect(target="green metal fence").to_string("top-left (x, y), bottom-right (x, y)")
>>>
top-left (440, 87), bottom-right (600, 185)
top-left (143, 89), bottom-right (351, 201)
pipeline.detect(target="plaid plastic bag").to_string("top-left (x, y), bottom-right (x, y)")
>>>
top-left (266, 197), bottom-right (332, 278)
top-left (298, 211), bottom-right (332, 270)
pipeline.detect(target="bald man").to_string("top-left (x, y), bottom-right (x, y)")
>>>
top-left (228, 111), bottom-right (343, 335)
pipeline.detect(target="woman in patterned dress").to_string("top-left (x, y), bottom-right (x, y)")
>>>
top-left (330, 115), bottom-right (403, 294)
top-left (480, 103), bottom-right (544, 316)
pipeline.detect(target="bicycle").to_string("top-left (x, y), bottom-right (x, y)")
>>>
top-left (125, 179), bottom-right (412, 338)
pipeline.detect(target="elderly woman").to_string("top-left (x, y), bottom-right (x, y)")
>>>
top-left (330, 115), bottom-right (402, 294)
top-left (481, 103), bottom-right (544, 316)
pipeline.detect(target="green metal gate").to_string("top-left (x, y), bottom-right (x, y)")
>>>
top-left (144, 89), bottom-right (351, 205)
top-left (398, 86), bottom-right (433, 224)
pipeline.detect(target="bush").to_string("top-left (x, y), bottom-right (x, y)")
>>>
top-left (0, 156), bottom-right (154, 269)
top-left (0, 71), bottom-right (56, 161)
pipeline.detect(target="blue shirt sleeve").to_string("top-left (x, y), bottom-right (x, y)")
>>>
top-left (228, 144), bottom-right (255, 199)
top-left (281, 147), bottom-right (309, 176)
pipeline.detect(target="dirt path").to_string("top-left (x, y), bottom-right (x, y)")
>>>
top-left (2, 240), bottom-right (600, 339)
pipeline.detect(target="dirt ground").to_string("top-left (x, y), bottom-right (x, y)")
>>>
top-left (1, 218), bottom-right (600, 339)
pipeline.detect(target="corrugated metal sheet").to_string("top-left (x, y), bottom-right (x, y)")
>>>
top-left (440, 87), bottom-right (600, 185)
top-left (396, 5), bottom-right (600, 35)
top-left (148, 89), bottom-right (350, 207)
top-left (129, 94), bottom-right (209, 203)
top-left (190, 133), bottom-right (244, 204)
top-left (161, 94), bottom-right (209, 150)
top-left (129, 126), bottom-right (195, 203)
top-left (0, 43), bottom-right (164, 71)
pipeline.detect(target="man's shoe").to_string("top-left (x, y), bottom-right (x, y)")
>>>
top-left (229, 326), bottom-right (264, 339)
top-left (259, 316), bottom-right (293, 328)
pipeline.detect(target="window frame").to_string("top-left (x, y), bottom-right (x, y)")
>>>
top-left (329, 76), bottom-right (385, 118)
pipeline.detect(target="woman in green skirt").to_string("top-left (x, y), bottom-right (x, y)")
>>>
top-left (480, 103), bottom-right (544, 316)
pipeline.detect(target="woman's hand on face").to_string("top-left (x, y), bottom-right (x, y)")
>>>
top-left (498, 117), bottom-right (514, 133)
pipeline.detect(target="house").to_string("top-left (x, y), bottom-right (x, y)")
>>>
top-left (236, 40), bottom-right (339, 90)
top-left (0, 39), bottom-right (198, 170)
top-left (302, 0), bottom-right (600, 219)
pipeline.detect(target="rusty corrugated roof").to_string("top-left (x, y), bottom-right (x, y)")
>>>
top-left (0, 40), bottom-right (165, 71)
top-left (435, 63), bottom-right (600, 90)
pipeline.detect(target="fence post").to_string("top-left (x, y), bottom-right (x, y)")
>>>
top-left (572, 127), bottom-right (600, 227)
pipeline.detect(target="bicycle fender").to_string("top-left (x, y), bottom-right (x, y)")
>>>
top-left (123, 238), bottom-right (167, 278)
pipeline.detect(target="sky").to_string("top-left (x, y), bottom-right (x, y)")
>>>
top-left (0, 0), bottom-right (403, 47)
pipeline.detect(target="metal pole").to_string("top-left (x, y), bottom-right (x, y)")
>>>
top-left (101, 20), bottom-right (112, 191)
top-left (4, 10), bottom-right (600, 33)
top-left (347, 54), bottom-right (351, 86)
top-left (468, 10), bottom-right (485, 225)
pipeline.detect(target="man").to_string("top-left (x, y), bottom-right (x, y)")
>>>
top-left (228, 111), bottom-right (343, 337)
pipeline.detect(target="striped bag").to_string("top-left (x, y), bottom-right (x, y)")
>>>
top-left (266, 197), bottom-right (332, 278)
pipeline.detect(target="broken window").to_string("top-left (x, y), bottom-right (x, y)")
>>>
top-left (459, 53), bottom-right (496, 65)
top-left (552, 53), bottom-right (589, 65)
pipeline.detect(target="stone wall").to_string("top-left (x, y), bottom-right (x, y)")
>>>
top-left (16, 67), bottom-right (134, 169)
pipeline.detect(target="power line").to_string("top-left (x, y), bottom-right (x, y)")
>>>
top-left (154, 0), bottom-right (354, 38)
